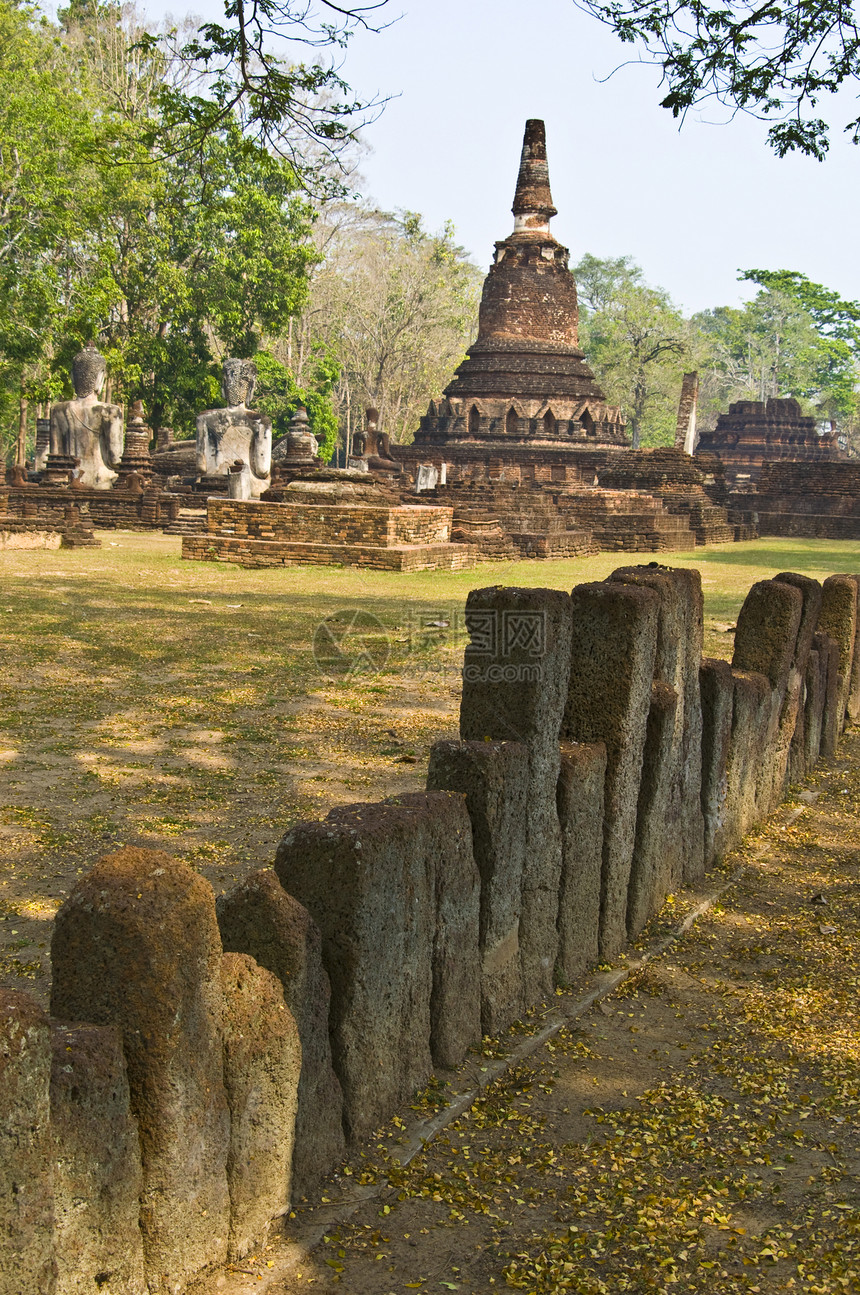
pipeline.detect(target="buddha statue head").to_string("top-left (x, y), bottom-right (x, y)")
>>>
top-left (72, 342), bottom-right (107, 400)
top-left (221, 358), bottom-right (257, 409)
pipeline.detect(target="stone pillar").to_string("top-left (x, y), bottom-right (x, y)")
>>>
top-left (459, 586), bottom-right (572, 1001)
top-left (725, 670), bottom-right (772, 842)
top-left (627, 682), bottom-right (679, 939)
top-left (803, 647), bottom-right (826, 770)
top-left (217, 870), bottom-right (345, 1200)
top-left (274, 801), bottom-right (434, 1141)
top-left (815, 632), bottom-right (841, 758)
top-left (732, 578), bottom-right (804, 815)
top-left (227, 459), bottom-right (252, 500)
top-left (774, 572), bottom-right (823, 789)
top-left (846, 573), bottom-right (860, 724)
top-left (0, 991), bottom-right (55, 1295)
top-left (562, 581), bottom-right (659, 958)
top-left (818, 574), bottom-right (858, 734)
top-left (699, 657), bottom-right (734, 866)
top-left (611, 565), bottom-right (705, 885)
top-left (427, 739), bottom-right (528, 1035)
top-left (221, 954), bottom-right (301, 1260)
top-left (50, 848), bottom-right (230, 1295)
top-left (386, 791), bottom-right (481, 1069)
top-left (555, 741), bottom-right (606, 983)
top-left (674, 371), bottom-right (699, 454)
top-left (50, 1022), bottom-right (146, 1295)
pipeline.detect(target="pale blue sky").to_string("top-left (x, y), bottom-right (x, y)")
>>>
top-left (146, 0), bottom-right (860, 315)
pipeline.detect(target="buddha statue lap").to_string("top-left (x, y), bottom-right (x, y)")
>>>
top-left (196, 358), bottom-right (272, 497)
top-left (48, 342), bottom-right (124, 488)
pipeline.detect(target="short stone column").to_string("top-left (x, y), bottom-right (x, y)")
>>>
top-left (217, 870), bottom-right (345, 1200)
top-left (818, 575), bottom-right (858, 735)
top-left (0, 990), bottom-right (55, 1295)
top-left (275, 800), bottom-right (435, 1140)
top-left (611, 565), bottom-right (705, 885)
top-left (50, 1022), bottom-right (146, 1295)
top-left (627, 681), bottom-right (679, 939)
top-left (563, 581), bottom-right (659, 958)
top-left (732, 578), bottom-right (804, 814)
top-left (725, 670), bottom-right (771, 841)
top-left (459, 586), bottom-right (572, 1001)
top-left (50, 847), bottom-right (230, 1295)
top-left (221, 954), bottom-right (301, 1259)
top-left (699, 657), bottom-right (734, 865)
top-left (774, 572), bottom-right (823, 786)
top-left (427, 739), bottom-right (528, 1035)
top-left (555, 741), bottom-right (606, 982)
top-left (815, 632), bottom-right (841, 757)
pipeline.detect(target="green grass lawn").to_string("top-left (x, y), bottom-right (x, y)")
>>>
top-left (1, 531), bottom-right (859, 1003)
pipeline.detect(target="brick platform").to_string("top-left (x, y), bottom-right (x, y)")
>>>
top-left (729, 461), bottom-right (860, 540)
top-left (182, 499), bottom-right (475, 570)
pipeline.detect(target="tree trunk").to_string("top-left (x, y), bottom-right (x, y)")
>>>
top-left (16, 393), bottom-right (27, 466)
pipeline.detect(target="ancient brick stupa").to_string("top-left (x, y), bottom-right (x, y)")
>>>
top-left (396, 119), bottom-right (627, 483)
top-left (697, 397), bottom-right (843, 487)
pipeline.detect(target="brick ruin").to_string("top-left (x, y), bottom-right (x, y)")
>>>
top-left (696, 397), bottom-right (844, 488)
top-left (397, 119), bottom-right (628, 478)
top-left (2, 563), bottom-right (857, 1291)
top-left (386, 122), bottom-right (746, 558)
top-left (728, 460), bottom-right (860, 540)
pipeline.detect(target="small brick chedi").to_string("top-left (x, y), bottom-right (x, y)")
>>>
top-left (398, 119), bottom-right (627, 481)
top-left (697, 397), bottom-right (843, 487)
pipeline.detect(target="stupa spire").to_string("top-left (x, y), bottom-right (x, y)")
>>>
top-left (512, 119), bottom-right (557, 235)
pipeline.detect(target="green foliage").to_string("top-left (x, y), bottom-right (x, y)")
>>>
top-left (575, 0), bottom-right (860, 159)
top-left (694, 272), bottom-right (860, 435)
top-left (254, 346), bottom-right (340, 462)
top-left (575, 255), bottom-right (688, 448)
top-left (0, 0), bottom-right (323, 453)
top-left (301, 207), bottom-right (482, 448)
top-left (157, 0), bottom-right (390, 187)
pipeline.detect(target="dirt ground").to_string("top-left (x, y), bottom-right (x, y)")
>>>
top-left (1, 533), bottom-right (859, 1293)
top-left (3, 531), bottom-right (858, 1007)
top-left (216, 731), bottom-right (860, 1295)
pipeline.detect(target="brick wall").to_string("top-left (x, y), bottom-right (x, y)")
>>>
top-left (205, 499), bottom-right (453, 547)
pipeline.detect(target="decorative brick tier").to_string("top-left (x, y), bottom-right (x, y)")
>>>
top-left (729, 460), bottom-right (860, 540)
top-left (595, 449), bottom-right (744, 545)
top-left (697, 397), bottom-right (843, 486)
top-left (1, 486), bottom-right (181, 531)
top-left (0, 489), bottom-right (100, 548)
top-left (418, 474), bottom-right (701, 556)
top-left (182, 499), bottom-right (475, 570)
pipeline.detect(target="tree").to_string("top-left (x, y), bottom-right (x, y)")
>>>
top-left (254, 345), bottom-right (340, 460)
top-left (573, 0), bottom-right (860, 158)
top-left (0, 0), bottom-right (324, 455)
top-left (575, 254), bottom-right (689, 448)
top-left (739, 269), bottom-right (860, 426)
top-left (295, 207), bottom-right (483, 450)
top-left (151, 0), bottom-right (391, 190)
top-left (694, 275), bottom-right (860, 439)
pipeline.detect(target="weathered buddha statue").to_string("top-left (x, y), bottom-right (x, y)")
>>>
top-left (363, 407), bottom-right (402, 476)
top-left (48, 342), bottom-right (124, 488)
top-left (195, 358), bottom-right (272, 497)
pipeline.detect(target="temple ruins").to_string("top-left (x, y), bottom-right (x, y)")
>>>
top-left (3, 561), bottom-right (858, 1289)
top-left (696, 397), bottom-right (844, 487)
top-left (397, 119), bottom-right (628, 484)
